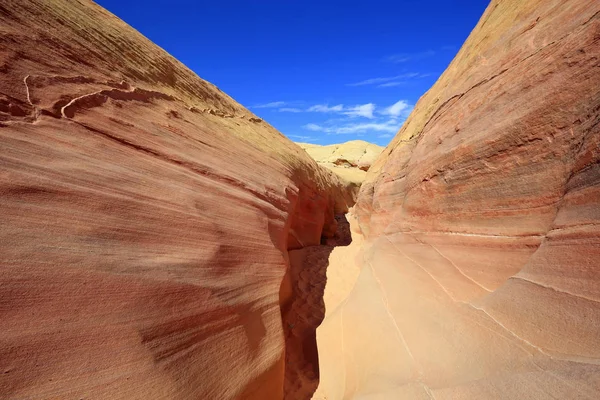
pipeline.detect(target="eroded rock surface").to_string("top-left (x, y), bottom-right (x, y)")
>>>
top-left (315, 0), bottom-right (600, 399)
top-left (281, 214), bottom-right (354, 400)
top-left (2, 0), bottom-right (599, 399)
top-left (0, 1), bottom-right (355, 399)
top-left (297, 140), bottom-right (383, 186)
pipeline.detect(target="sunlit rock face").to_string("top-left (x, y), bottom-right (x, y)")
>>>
top-left (2, 0), bottom-right (599, 399)
top-left (0, 1), bottom-right (355, 399)
top-left (297, 140), bottom-right (384, 186)
top-left (315, 0), bottom-right (600, 399)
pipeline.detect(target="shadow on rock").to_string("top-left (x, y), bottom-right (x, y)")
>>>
top-left (280, 214), bottom-right (352, 400)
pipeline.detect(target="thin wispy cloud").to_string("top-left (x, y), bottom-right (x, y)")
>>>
top-left (377, 82), bottom-right (405, 88)
top-left (346, 76), bottom-right (400, 87)
top-left (304, 123), bottom-right (324, 132)
top-left (334, 121), bottom-right (400, 134)
top-left (346, 73), bottom-right (421, 87)
top-left (385, 50), bottom-right (436, 63)
top-left (288, 134), bottom-right (317, 141)
top-left (248, 101), bottom-right (286, 108)
top-left (303, 120), bottom-right (401, 134)
top-left (251, 102), bottom-right (308, 112)
top-left (307, 104), bottom-right (344, 112)
top-left (251, 101), bottom-right (286, 109)
top-left (347, 73), bottom-right (431, 88)
top-left (252, 101), bottom-right (410, 119)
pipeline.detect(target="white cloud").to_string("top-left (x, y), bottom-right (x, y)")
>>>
top-left (307, 104), bottom-right (344, 113)
top-left (380, 100), bottom-right (412, 118)
top-left (344, 103), bottom-right (375, 119)
top-left (378, 134), bottom-right (393, 138)
top-left (251, 101), bottom-right (286, 109)
top-left (334, 121), bottom-right (400, 134)
top-left (278, 107), bottom-right (303, 113)
top-left (302, 100), bottom-right (412, 136)
top-left (306, 103), bottom-right (375, 118)
top-left (303, 119), bottom-right (401, 135)
top-left (301, 100), bottom-right (413, 137)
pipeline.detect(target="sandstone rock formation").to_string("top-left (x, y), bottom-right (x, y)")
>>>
top-left (297, 140), bottom-right (383, 186)
top-left (315, 0), bottom-right (600, 399)
top-left (0, 1), bottom-right (355, 399)
top-left (2, 0), bottom-right (599, 399)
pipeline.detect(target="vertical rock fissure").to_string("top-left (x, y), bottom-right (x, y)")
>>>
top-left (280, 214), bottom-right (353, 400)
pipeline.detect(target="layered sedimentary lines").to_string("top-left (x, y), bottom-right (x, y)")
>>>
top-left (316, 0), bottom-right (600, 399)
top-left (0, 1), bottom-right (356, 399)
top-left (2, 0), bottom-right (600, 399)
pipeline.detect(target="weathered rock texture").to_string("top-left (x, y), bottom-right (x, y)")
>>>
top-left (297, 140), bottom-right (383, 186)
top-left (281, 214), bottom-right (354, 400)
top-left (315, 0), bottom-right (600, 399)
top-left (0, 1), bottom-right (355, 399)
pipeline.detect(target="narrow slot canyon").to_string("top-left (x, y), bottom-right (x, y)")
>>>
top-left (280, 213), bottom-right (354, 400)
top-left (1, 1), bottom-right (599, 399)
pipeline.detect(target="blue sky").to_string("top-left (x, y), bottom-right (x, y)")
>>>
top-left (96, 0), bottom-right (490, 146)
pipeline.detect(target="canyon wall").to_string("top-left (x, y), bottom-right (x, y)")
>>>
top-left (0, 1), bottom-right (354, 398)
top-left (2, 1), bottom-right (599, 399)
top-left (315, 0), bottom-right (600, 399)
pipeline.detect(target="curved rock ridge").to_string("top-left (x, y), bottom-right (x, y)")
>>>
top-left (297, 140), bottom-right (384, 185)
top-left (0, 1), bottom-right (355, 399)
top-left (315, 0), bottom-right (600, 399)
